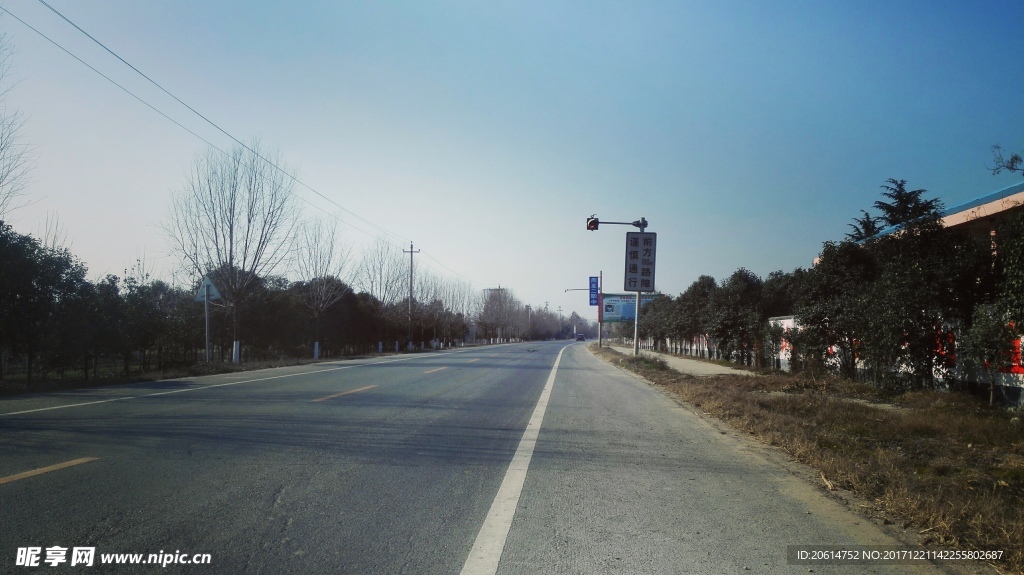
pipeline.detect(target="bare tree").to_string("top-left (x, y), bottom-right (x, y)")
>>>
top-left (36, 212), bottom-right (68, 251)
top-left (992, 144), bottom-right (1023, 176)
top-left (437, 277), bottom-right (471, 346)
top-left (415, 269), bottom-right (442, 308)
top-left (356, 237), bottom-right (406, 312)
top-left (0, 33), bottom-right (33, 218)
top-left (164, 138), bottom-right (298, 361)
top-left (444, 278), bottom-right (471, 320)
top-left (477, 287), bottom-right (522, 342)
top-left (295, 213), bottom-right (351, 359)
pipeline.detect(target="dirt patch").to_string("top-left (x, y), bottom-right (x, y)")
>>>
top-left (591, 343), bottom-right (1024, 575)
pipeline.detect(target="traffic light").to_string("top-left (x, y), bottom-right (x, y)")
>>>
top-left (586, 216), bottom-right (599, 231)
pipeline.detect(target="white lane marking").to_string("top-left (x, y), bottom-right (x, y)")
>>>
top-left (0, 348), bottom-right (485, 417)
top-left (459, 345), bottom-right (568, 575)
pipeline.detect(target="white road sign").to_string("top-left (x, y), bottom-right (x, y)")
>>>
top-left (623, 232), bottom-right (657, 292)
top-left (193, 276), bottom-right (223, 302)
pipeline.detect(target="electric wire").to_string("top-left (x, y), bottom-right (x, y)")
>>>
top-left (0, 7), bottom-right (224, 157)
top-left (6, 2), bottom-right (494, 288)
top-left (34, 0), bottom-right (409, 248)
top-left (0, 7), bottom-right (397, 260)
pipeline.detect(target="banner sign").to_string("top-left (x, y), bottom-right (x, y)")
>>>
top-left (599, 293), bottom-right (660, 323)
top-left (589, 276), bottom-right (599, 306)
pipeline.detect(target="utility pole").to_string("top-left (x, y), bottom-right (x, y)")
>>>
top-left (404, 241), bottom-right (420, 351)
top-left (557, 306), bottom-right (563, 339)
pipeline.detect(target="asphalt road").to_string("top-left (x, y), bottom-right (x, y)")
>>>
top-left (0, 342), bottom-right (989, 574)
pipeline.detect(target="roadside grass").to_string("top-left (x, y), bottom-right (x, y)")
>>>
top-left (592, 345), bottom-right (1024, 574)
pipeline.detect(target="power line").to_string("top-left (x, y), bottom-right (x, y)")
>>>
top-left (32, 0), bottom-right (409, 247)
top-left (420, 250), bottom-right (490, 289)
top-left (0, 8), bottom-right (389, 252)
top-left (32, 1), bottom-right (498, 288)
top-left (6, 2), bottom-right (495, 288)
top-left (0, 6), bottom-right (224, 156)
top-left (3, 4), bottom-right (400, 248)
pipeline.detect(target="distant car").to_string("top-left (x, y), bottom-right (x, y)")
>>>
top-left (575, 334), bottom-right (585, 341)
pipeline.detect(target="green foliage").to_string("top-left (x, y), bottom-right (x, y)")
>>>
top-left (712, 268), bottom-right (763, 366)
top-left (790, 179), bottom-right (1002, 390)
top-left (872, 178), bottom-right (943, 228)
top-left (0, 221), bottom-right (90, 381)
top-left (0, 220), bottom-right (478, 384)
top-left (638, 269), bottom-right (804, 367)
top-left (996, 212), bottom-right (1024, 326)
top-left (654, 178), bottom-right (1004, 394)
top-left (677, 275), bottom-right (718, 350)
top-left (796, 240), bottom-right (876, 379)
top-left (960, 303), bottom-right (1016, 405)
top-left (846, 210), bottom-right (882, 242)
top-left (637, 295), bottom-right (674, 349)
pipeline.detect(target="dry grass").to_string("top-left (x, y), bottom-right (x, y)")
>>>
top-left (592, 345), bottom-right (1024, 574)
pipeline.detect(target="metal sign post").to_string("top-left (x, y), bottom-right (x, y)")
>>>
top-left (634, 291), bottom-right (641, 356)
top-left (598, 271), bottom-right (603, 348)
top-left (624, 228), bottom-right (657, 356)
top-left (194, 277), bottom-right (222, 362)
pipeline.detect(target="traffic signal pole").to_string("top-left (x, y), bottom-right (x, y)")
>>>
top-left (585, 216), bottom-right (650, 356)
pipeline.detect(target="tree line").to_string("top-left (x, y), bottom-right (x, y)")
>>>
top-left (0, 127), bottom-right (599, 384)
top-left (0, 217), bottom-right (585, 383)
top-left (0, 31), bottom-right (592, 384)
top-left (637, 177), bottom-right (1024, 398)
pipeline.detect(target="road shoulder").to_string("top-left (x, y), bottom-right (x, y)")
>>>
top-left (587, 344), bottom-right (998, 575)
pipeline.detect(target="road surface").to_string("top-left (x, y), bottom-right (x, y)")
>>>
top-left (0, 342), bottom-right (986, 574)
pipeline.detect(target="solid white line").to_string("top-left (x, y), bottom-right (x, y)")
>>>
top-left (459, 344), bottom-right (568, 575)
top-left (0, 348), bottom-right (482, 417)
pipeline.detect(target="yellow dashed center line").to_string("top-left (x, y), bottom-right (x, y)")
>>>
top-left (424, 367), bottom-right (448, 374)
top-left (467, 359), bottom-right (480, 363)
top-left (0, 457), bottom-right (98, 485)
top-left (312, 385), bottom-right (377, 402)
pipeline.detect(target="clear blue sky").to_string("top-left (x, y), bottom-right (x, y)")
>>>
top-left (3, 0), bottom-right (1023, 321)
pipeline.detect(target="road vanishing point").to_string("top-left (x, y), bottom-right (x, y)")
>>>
top-left (0, 342), bottom-right (981, 574)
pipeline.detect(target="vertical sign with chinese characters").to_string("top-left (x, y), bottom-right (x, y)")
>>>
top-left (589, 276), bottom-right (599, 305)
top-left (623, 232), bottom-right (657, 292)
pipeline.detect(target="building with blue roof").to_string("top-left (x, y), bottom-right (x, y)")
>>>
top-left (867, 180), bottom-right (1024, 243)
